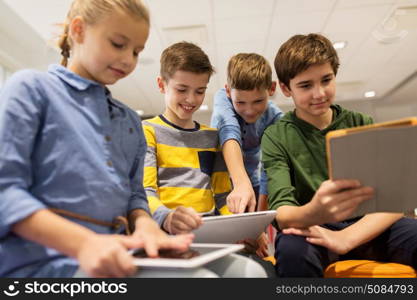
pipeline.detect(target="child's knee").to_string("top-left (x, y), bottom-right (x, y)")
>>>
top-left (274, 234), bottom-right (324, 277)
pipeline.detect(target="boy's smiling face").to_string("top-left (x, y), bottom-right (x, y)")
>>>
top-left (226, 83), bottom-right (276, 124)
top-left (280, 62), bottom-right (336, 122)
top-left (158, 70), bottom-right (210, 128)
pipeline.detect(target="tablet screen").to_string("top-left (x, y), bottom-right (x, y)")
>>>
top-left (131, 248), bottom-right (200, 259)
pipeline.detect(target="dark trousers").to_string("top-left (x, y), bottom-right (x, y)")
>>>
top-left (274, 216), bottom-right (417, 277)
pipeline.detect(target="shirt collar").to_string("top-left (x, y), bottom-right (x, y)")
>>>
top-left (49, 64), bottom-right (125, 110)
top-left (289, 104), bottom-right (341, 134)
top-left (48, 64), bottom-right (102, 91)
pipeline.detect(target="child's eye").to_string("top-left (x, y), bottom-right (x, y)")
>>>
top-left (177, 89), bottom-right (186, 93)
top-left (300, 85), bottom-right (311, 89)
top-left (111, 41), bottom-right (124, 49)
top-left (196, 90), bottom-right (205, 95)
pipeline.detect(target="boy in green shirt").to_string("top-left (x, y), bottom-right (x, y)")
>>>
top-left (262, 33), bottom-right (417, 277)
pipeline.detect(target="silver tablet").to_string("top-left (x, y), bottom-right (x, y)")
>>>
top-left (131, 243), bottom-right (244, 268)
top-left (192, 210), bottom-right (277, 244)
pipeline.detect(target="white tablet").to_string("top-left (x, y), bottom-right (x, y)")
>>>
top-left (192, 210), bottom-right (277, 244)
top-left (131, 243), bottom-right (244, 269)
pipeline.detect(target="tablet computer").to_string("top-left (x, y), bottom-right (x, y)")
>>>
top-left (131, 243), bottom-right (244, 268)
top-left (192, 210), bottom-right (276, 244)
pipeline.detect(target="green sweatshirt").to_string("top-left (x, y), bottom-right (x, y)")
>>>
top-left (261, 104), bottom-right (373, 211)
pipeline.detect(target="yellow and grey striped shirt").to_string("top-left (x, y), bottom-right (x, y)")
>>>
top-left (142, 115), bottom-right (231, 225)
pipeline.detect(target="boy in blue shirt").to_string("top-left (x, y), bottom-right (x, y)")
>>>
top-left (211, 53), bottom-right (283, 214)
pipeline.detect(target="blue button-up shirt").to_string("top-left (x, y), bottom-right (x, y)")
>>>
top-left (0, 64), bottom-right (149, 277)
top-left (210, 88), bottom-right (283, 195)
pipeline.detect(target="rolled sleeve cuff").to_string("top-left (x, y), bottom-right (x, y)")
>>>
top-left (218, 125), bottom-right (242, 147)
top-left (0, 189), bottom-right (47, 238)
top-left (129, 193), bottom-right (151, 216)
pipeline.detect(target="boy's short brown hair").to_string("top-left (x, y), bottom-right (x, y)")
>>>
top-left (160, 41), bottom-right (214, 81)
top-left (274, 33), bottom-right (340, 88)
top-left (227, 53), bottom-right (272, 90)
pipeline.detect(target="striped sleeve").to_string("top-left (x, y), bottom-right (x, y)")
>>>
top-left (142, 121), bottom-right (171, 225)
top-left (211, 149), bottom-right (232, 215)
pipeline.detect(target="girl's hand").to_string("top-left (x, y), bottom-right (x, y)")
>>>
top-left (132, 215), bottom-right (194, 258)
top-left (76, 234), bottom-right (142, 278)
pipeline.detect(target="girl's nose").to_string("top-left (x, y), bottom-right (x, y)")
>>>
top-left (121, 52), bottom-right (136, 68)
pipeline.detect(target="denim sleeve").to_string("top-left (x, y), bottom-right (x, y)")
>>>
top-left (267, 101), bottom-right (284, 126)
top-left (0, 71), bottom-right (47, 238)
top-left (210, 88), bottom-right (242, 147)
top-left (152, 206), bottom-right (172, 227)
top-left (127, 116), bottom-right (151, 215)
top-left (259, 167), bottom-right (268, 195)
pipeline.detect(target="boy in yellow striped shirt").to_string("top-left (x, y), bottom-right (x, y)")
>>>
top-left (142, 42), bottom-right (231, 234)
top-left (141, 42), bottom-right (276, 277)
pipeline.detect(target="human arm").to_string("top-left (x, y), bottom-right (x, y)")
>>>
top-left (0, 72), bottom-right (142, 278)
top-left (256, 102), bottom-right (283, 212)
top-left (141, 122), bottom-right (201, 234)
top-left (257, 195), bottom-right (268, 211)
top-left (211, 89), bottom-right (256, 213)
top-left (163, 146), bottom-right (235, 233)
top-left (257, 169), bottom-right (269, 211)
top-left (13, 210), bottom-right (193, 278)
top-left (277, 180), bottom-right (374, 229)
top-left (238, 232), bottom-right (270, 258)
top-left (162, 207), bottom-right (202, 234)
top-left (261, 126), bottom-right (374, 229)
top-left (261, 128), bottom-right (307, 228)
top-left (222, 139), bottom-right (256, 213)
top-left (13, 209), bottom-right (141, 277)
top-left (282, 212), bottom-right (403, 254)
top-left (211, 150), bottom-right (233, 215)
top-left (141, 123), bottom-right (170, 225)
top-left (128, 209), bottom-right (194, 256)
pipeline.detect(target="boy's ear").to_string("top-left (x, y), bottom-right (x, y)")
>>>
top-left (157, 76), bottom-right (166, 94)
top-left (279, 81), bottom-right (292, 97)
top-left (69, 16), bottom-right (86, 44)
top-left (268, 81), bottom-right (277, 97)
top-left (225, 84), bottom-right (232, 99)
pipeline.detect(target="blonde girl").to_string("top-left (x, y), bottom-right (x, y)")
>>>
top-left (0, 0), bottom-right (193, 278)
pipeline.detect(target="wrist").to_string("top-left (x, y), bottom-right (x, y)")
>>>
top-left (74, 230), bottom-right (99, 259)
top-left (129, 209), bottom-right (151, 231)
top-left (302, 201), bottom-right (322, 226)
top-left (162, 212), bottom-right (173, 234)
top-left (336, 230), bottom-right (356, 254)
top-left (232, 178), bottom-right (253, 189)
